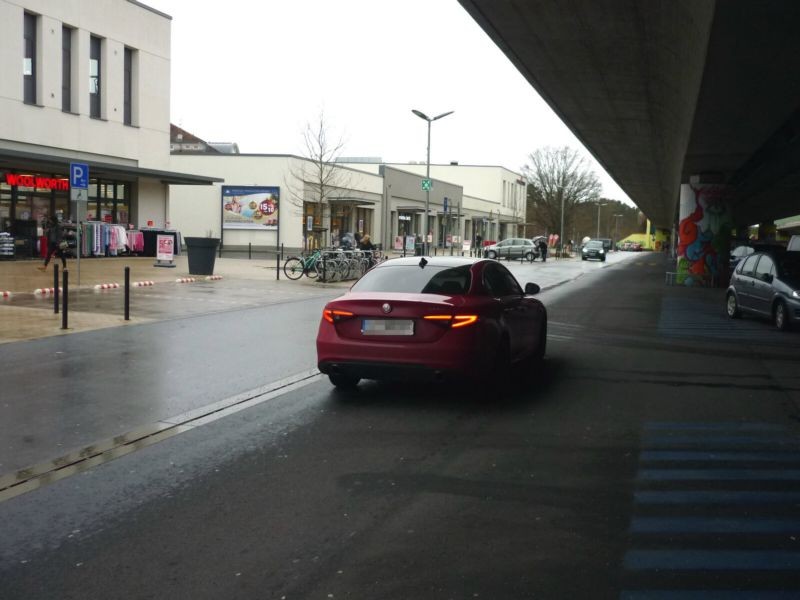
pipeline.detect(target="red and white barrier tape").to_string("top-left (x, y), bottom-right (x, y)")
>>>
top-left (34, 287), bottom-right (63, 295)
top-left (133, 280), bottom-right (155, 287)
top-left (1, 291), bottom-right (11, 299)
top-left (205, 275), bottom-right (223, 281)
top-left (176, 277), bottom-right (196, 283)
top-left (94, 282), bottom-right (120, 290)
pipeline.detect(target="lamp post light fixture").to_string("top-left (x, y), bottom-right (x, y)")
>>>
top-left (596, 202), bottom-right (608, 238)
top-left (412, 108), bottom-right (454, 254)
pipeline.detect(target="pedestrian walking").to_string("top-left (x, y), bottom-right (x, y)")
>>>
top-left (38, 216), bottom-right (68, 271)
top-left (537, 238), bottom-right (548, 262)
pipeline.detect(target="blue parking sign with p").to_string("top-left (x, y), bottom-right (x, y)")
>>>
top-left (70, 162), bottom-right (89, 189)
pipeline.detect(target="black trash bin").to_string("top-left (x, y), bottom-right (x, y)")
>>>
top-left (185, 237), bottom-right (220, 275)
top-left (414, 243), bottom-right (424, 256)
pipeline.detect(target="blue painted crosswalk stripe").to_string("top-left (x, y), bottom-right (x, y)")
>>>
top-left (640, 469), bottom-right (800, 481)
top-left (644, 422), bottom-right (786, 432)
top-left (624, 549), bottom-right (800, 570)
top-left (634, 490), bottom-right (800, 505)
top-left (643, 435), bottom-right (800, 447)
top-left (631, 516), bottom-right (800, 534)
top-left (621, 591), bottom-right (800, 599)
top-left (640, 450), bottom-right (800, 462)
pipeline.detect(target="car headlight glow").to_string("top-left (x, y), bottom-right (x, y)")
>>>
top-left (599, 249), bottom-right (605, 254)
top-left (793, 290), bottom-right (800, 299)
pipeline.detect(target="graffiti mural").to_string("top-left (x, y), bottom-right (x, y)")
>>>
top-left (677, 184), bottom-right (732, 286)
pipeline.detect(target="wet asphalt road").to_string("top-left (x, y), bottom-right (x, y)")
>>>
top-left (2, 254), bottom-right (800, 599)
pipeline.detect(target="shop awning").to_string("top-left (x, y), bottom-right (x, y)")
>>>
top-left (0, 148), bottom-right (222, 185)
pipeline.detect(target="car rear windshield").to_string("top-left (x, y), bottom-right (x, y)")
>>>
top-left (351, 264), bottom-right (472, 294)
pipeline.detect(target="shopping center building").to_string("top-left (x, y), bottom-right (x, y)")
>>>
top-left (0, 0), bottom-right (218, 259)
top-left (2, 0), bottom-right (525, 260)
top-left (168, 129), bottom-right (527, 255)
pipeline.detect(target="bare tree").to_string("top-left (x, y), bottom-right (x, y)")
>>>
top-left (285, 112), bottom-right (352, 239)
top-left (522, 146), bottom-right (601, 241)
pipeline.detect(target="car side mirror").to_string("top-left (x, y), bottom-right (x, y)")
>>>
top-left (524, 282), bottom-right (540, 295)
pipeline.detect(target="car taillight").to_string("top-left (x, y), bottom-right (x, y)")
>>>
top-left (423, 314), bottom-right (478, 328)
top-left (323, 309), bottom-right (355, 323)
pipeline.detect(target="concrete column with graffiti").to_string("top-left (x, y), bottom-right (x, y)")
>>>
top-left (677, 183), bottom-right (733, 287)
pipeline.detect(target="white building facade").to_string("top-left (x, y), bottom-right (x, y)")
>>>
top-left (0, 0), bottom-right (216, 258)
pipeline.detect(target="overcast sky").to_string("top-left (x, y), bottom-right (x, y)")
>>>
top-left (147, 0), bottom-right (633, 205)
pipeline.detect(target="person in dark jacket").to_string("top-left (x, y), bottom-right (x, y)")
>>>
top-left (38, 216), bottom-right (67, 271)
top-left (359, 234), bottom-right (377, 267)
top-left (537, 238), bottom-right (548, 262)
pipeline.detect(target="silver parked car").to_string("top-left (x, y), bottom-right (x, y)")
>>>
top-left (726, 249), bottom-right (800, 331)
top-left (484, 238), bottom-right (538, 261)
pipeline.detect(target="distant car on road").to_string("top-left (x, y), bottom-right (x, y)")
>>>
top-left (594, 238), bottom-right (614, 253)
top-left (483, 237), bottom-right (538, 261)
top-left (726, 249), bottom-right (800, 331)
top-left (316, 256), bottom-right (548, 391)
top-left (581, 240), bottom-right (606, 262)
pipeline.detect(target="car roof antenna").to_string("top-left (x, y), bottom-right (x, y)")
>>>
top-left (418, 257), bottom-right (428, 269)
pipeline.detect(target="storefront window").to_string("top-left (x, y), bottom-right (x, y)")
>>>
top-left (100, 200), bottom-right (114, 223)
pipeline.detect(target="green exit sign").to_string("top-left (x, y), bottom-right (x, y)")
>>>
top-left (421, 179), bottom-right (432, 191)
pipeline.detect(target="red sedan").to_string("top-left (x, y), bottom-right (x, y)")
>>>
top-left (316, 256), bottom-right (547, 390)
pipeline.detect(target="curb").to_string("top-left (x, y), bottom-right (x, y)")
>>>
top-left (0, 369), bottom-right (321, 503)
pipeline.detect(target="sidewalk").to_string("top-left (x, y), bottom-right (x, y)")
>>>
top-left (0, 255), bottom-right (347, 344)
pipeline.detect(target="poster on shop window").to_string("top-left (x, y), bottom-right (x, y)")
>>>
top-left (222, 186), bottom-right (279, 230)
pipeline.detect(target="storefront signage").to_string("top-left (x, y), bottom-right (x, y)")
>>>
top-left (4, 173), bottom-right (69, 191)
top-left (222, 186), bottom-right (279, 230)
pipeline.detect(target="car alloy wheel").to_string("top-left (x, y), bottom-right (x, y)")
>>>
top-left (774, 301), bottom-right (789, 331)
top-left (487, 250), bottom-right (497, 259)
top-left (525, 251), bottom-right (534, 262)
top-left (726, 293), bottom-right (741, 318)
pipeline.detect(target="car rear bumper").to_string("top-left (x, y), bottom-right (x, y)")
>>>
top-left (318, 360), bottom-right (471, 383)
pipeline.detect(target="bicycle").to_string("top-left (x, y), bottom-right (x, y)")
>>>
top-left (283, 250), bottom-right (322, 280)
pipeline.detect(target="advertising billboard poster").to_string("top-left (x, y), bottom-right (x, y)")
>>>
top-left (222, 186), bottom-right (279, 230)
top-left (156, 234), bottom-right (174, 261)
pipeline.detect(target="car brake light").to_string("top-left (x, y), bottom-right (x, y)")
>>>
top-left (323, 309), bottom-right (355, 323)
top-left (423, 314), bottom-right (478, 328)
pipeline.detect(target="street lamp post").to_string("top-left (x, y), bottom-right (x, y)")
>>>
top-left (412, 109), bottom-right (454, 255)
top-left (558, 187), bottom-right (565, 259)
top-left (596, 202), bottom-right (607, 238)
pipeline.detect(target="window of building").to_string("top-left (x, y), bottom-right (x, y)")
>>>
top-left (123, 47), bottom-right (135, 125)
top-left (23, 13), bottom-right (37, 105)
top-left (62, 26), bottom-right (73, 112)
top-left (89, 36), bottom-right (102, 118)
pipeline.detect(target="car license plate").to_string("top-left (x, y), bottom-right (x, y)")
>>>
top-left (362, 319), bottom-right (414, 336)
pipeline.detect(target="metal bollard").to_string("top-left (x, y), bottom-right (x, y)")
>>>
top-left (280, 243), bottom-right (284, 262)
top-left (54, 264), bottom-right (59, 314)
top-left (248, 242), bottom-right (252, 260)
top-left (276, 252), bottom-right (280, 280)
top-left (61, 269), bottom-right (68, 330)
top-left (124, 266), bottom-right (130, 321)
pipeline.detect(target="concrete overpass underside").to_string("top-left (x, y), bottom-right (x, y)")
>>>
top-left (458, 0), bottom-right (800, 229)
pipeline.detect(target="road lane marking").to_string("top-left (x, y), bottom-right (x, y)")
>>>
top-left (634, 490), bottom-right (800, 505)
top-left (624, 549), bottom-right (800, 570)
top-left (630, 516), bottom-right (800, 534)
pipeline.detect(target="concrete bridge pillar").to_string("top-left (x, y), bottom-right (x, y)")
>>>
top-left (677, 182), bottom-right (733, 287)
